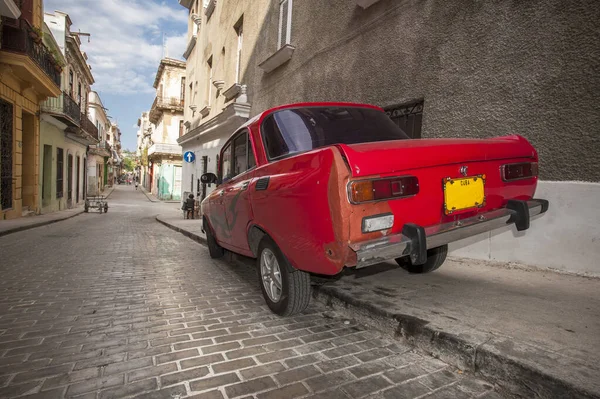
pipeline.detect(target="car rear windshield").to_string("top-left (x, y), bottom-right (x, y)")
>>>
top-left (261, 106), bottom-right (410, 160)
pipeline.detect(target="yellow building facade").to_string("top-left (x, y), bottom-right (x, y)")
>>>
top-left (0, 0), bottom-right (61, 219)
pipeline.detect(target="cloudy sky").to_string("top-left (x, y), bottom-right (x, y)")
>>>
top-left (45, 0), bottom-right (188, 151)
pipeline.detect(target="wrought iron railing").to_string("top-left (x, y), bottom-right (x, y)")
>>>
top-left (99, 140), bottom-right (112, 152)
top-left (41, 92), bottom-right (80, 125)
top-left (149, 96), bottom-right (184, 123)
top-left (80, 113), bottom-right (99, 140)
top-left (156, 96), bottom-right (185, 108)
top-left (1, 20), bottom-right (61, 87)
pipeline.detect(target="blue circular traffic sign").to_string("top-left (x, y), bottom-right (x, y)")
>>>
top-left (184, 151), bottom-right (195, 163)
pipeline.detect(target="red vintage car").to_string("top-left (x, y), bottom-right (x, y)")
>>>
top-left (201, 102), bottom-right (548, 316)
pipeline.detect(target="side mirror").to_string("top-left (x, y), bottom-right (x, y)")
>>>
top-left (201, 172), bottom-right (218, 185)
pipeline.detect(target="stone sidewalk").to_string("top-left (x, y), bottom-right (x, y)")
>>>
top-left (0, 187), bottom-right (114, 237)
top-left (157, 216), bottom-right (600, 399)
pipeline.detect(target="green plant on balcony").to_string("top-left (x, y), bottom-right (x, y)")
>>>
top-left (49, 47), bottom-right (65, 72)
top-left (29, 26), bottom-right (43, 43)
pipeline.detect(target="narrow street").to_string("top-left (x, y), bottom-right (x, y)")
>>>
top-left (0, 186), bottom-right (497, 399)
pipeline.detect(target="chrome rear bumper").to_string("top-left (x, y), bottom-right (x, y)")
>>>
top-left (350, 199), bottom-right (549, 269)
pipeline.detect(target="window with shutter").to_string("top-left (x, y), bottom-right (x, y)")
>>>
top-left (278, 0), bottom-right (292, 49)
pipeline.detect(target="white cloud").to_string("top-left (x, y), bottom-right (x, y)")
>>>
top-left (45, 0), bottom-right (188, 94)
top-left (166, 33), bottom-right (188, 61)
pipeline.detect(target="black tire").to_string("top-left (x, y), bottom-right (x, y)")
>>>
top-left (395, 244), bottom-right (448, 274)
top-left (204, 217), bottom-right (224, 259)
top-left (257, 236), bottom-right (311, 316)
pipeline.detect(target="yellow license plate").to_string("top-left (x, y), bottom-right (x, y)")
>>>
top-left (443, 176), bottom-right (485, 215)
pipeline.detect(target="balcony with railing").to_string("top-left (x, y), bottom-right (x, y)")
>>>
top-left (88, 140), bottom-right (111, 157)
top-left (148, 143), bottom-right (182, 157)
top-left (80, 113), bottom-right (99, 140)
top-left (41, 92), bottom-right (80, 127)
top-left (1, 19), bottom-right (61, 94)
top-left (149, 96), bottom-right (184, 124)
top-left (99, 140), bottom-right (112, 152)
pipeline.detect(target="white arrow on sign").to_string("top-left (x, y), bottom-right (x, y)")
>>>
top-left (186, 152), bottom-right (193, 162)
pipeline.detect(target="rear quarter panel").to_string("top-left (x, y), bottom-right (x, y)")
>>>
top-left (249, 148), bottom-right (353, 275)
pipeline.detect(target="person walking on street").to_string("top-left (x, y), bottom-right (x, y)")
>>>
top-left (184, 194), bottom-right (195, 219)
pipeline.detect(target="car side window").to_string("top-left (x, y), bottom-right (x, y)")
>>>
top-left (221, 143), bottom-right (233, 183)
top-left (221, 130), bottom-right (256, 183)
top-left (248, 140), bottom-right (256, 169)
top-left (233, 134), bottom-right (248, 176)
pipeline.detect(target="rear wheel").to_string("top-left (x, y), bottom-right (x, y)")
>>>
top-left (258, 237), bottom-right (311, 316)
top-left (396, 244), bottom-right (448, 274)
top-left (204, 217), bottom-right (224, 259)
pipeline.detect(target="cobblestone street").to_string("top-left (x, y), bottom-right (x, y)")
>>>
top-left (0, 186), bottom-right (499, 399)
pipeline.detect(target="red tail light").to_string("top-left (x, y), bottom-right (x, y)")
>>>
top-left (349, 176), bottom-right (419, 204)
top-left (501, 162), bottom-right (538, 181)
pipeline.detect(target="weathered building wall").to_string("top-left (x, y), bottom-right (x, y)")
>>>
top-left (0, 79), bottom-right (41, 219)
top-left (451, 181), bottom-right (600, 276)
top-left (178, 0), bottom-right (269, 203)
top-left (160, 66), bottom-right (184, 100)
top-left (247, 0), bottom-right (600, 182)
top-left (86, 155), bottom-right (104, 196)
top-left (38, 119), bottom-right (87, 213)
top-left (154, 113), bottom-right (182, 145)
top-left (44, 12), bottom-right (66, 55)
top-left (89, 91), bottom-right (109, 142)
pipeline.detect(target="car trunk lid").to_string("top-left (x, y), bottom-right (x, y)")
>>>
top-left (336, 135), bottom-right (536, 178)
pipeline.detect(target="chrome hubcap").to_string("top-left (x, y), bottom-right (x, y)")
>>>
top-left (260, 249), bottom-right (282, 302)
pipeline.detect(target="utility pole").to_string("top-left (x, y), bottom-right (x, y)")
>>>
top-left (162, 33), bottom-right (168, 58)
top-left (72, 29), bottom-right (91, 43)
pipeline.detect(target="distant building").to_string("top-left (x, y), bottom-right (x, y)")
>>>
top-left (147, 58), bottom-right (185, 200)
top-left (87, 91), bottom-right (111, 195)
top-left (39, 10), bottom-right (98, 211)
top-left (136, 111), bottom-right (152, 189)
top-left (107, 122), bottom-right (122, 185)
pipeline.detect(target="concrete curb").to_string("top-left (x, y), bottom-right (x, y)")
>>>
top-left (140, 188), bottom-right (159, 202)
top-left (312, 285), bottom-right (599, 399)
top-left (151, 216), bottom-right (598, 399)
top-left (155, 216), bottom-right (207, 246)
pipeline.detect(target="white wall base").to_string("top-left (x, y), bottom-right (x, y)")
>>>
top-left (449, 181), bottom-right (600, 276)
